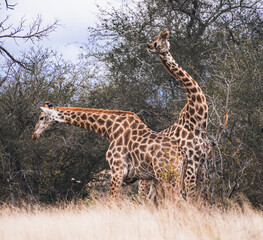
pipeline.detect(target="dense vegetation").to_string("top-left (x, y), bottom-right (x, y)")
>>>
top-left (0, 0), bottom-right (262, 207)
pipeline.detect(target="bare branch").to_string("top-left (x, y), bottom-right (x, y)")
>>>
top-left (0, 16), bottom-right (59, 42)
top-left (0, 12), bottom-right (59, 69)
top-left (0, 45), bottom-right (28, 69)
top-left (4, 0), bottom-right (17, 10)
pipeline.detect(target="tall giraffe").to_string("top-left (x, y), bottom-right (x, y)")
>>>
top-left (139, 30), bottom-right (209, 199)
top-left (32, 103), bottom-right (191, 200)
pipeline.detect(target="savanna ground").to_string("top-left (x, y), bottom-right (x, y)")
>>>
top-left (0, 197), bottom-right (262, 240)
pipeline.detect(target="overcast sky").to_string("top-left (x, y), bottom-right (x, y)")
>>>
top-left (0, 0), bottom-right (123, 63)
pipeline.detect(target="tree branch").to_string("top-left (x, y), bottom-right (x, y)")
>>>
top-left (0, 13), bottom-right (59, 69)
top-left (0, 17), bottom-right (59, 42)
top-left (0, 45), bottom-right (28, 69)
top-left (4, 0), bottom-right (17, 10)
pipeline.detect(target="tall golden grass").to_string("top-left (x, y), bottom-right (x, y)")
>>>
top-left (0, 199), bottom-right (262, 240)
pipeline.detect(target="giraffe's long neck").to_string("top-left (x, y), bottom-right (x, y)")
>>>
top-left (159, 52), bottom-right (208, 130)
top-left (55, 107), bottom-right (139, 141)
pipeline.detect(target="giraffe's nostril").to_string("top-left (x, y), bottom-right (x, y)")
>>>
top-left (32, 133), bottom-right (38, 141)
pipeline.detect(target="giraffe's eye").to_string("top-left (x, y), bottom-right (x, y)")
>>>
top-left (154, 42), bottom-right (157, 48)
top-left (40, 116), bottom-right (45, 121)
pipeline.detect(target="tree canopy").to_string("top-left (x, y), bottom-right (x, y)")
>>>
top-left (0, 0), bottom-right (262, 207)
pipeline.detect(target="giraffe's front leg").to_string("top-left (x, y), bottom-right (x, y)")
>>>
top-left (109, 167), bottom-right (124, 200)
top-left (106, 150), bottom-right (127, 200)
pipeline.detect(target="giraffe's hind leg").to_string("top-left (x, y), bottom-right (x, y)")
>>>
top-left (183, 161), bottom-right (198, 201)
top-left (138, 180), bottom-right (152, 200)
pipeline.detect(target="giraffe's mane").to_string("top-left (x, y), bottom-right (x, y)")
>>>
top-left (56, 107), bottom-right (141, 120)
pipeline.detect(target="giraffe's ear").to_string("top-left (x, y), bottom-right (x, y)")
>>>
top-left (40, 107), bottom-right (53, 116)
top-left (160, 30), bottom-right (169, 39)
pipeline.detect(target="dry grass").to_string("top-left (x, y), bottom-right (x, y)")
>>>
top-left (0, 199), bottom-right (262, 240)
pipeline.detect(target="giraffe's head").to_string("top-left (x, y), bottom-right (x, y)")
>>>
top-left (32, 104), bottom-right (63, 141)
top-left (147, 30), bottom-right (170, 54)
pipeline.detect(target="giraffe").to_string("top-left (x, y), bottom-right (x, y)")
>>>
top-left (139, 30), bottom-right (209, 200)
top-left (32, 103), bottom-right (190, 201)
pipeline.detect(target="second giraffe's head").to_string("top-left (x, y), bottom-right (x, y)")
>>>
top-left (32, 103), bottom-right (62, 141)
top-left (147, 30), bottom-right (170, 54)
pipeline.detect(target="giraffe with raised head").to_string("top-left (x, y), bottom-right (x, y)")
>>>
top-left (139, 30), bottom-right (209, 200)
top-left (32, 103), bottom-right (190, 200)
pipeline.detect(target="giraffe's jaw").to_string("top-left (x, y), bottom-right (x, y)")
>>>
top-left (32, 126), bottom-right (46, 141)
top-left (32, 126), bottom-right (52, 141)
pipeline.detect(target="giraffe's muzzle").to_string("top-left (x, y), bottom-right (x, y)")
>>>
top-left (146, 44), bottom-right (155, 53)
top-left (32, 132), bottom-right (39, 141)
